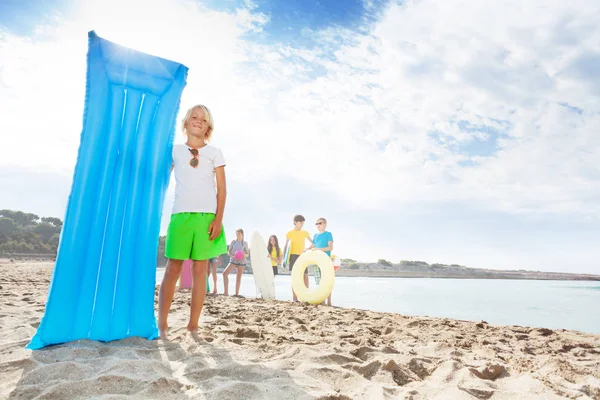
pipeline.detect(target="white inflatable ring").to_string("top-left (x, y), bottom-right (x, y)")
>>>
top-left (291, 250), bottom-right (335, 304)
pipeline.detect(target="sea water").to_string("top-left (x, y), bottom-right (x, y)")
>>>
top-left (156, 270), bottom-right (600, 334)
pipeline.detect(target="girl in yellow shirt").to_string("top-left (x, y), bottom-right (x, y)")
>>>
top-left (267, 235), bottom-right (282, 275)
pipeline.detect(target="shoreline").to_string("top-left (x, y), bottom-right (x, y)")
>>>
top-left (4, 257), bottom-right (599, 281)
top-left (9, 258), bottom-right (598, 283)
top-left (2, 261), bottom-right (600, 399)
top-left (286, 270), bottom-right (600, 281)
top-left (157, 266), bottom-right (600, 282)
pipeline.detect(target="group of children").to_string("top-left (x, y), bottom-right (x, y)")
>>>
top-left (199, 214), bottom-right (335, 299)
top-left (157, 104), bottom-right (335, 340)
top-left (283, 214), bottom-right (334, 306)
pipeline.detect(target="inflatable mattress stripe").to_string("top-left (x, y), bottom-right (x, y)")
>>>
top-left (27, 31), bottom-right (188, 350)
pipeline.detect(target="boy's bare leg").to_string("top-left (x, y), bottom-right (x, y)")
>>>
top-left (303, 273), bottom-right (310, 303)
top-left (223, 263), bottom-right (234, 296)
top-left (291, 268), bottom-right (298, 301)
top-left (292, 272), bottom-right (310, 302)
top-left (292, 285), bottom-right (298, 302)
top-left (158, 259), bottom-right (184, 339)
top-left (235, 266), bottom-right (245, 296)
top-left (188, 259), bottom-right (209, 333)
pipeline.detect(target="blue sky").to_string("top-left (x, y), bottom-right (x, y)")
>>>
top-left (1, 0), bottom-right (599, 273)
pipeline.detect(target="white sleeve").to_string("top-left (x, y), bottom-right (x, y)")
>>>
top-left (214, 148), bottom-right (226, 168)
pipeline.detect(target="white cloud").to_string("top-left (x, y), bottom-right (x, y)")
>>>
top-left (1, 0), bottom-right (599, 272)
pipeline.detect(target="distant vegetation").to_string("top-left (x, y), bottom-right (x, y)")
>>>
top-left (0, 209), bottom-right (169, 266)
top-left (0, 209), bottom-right (62, 255)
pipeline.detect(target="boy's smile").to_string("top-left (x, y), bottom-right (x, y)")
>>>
top-left (185, 108), bottom-right (210, 140)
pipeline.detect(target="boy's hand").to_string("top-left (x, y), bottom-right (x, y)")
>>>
top-left (208, 219), bottom-right (222, 240)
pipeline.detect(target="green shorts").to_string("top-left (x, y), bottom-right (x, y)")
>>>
top-left (165, 212), bottom-right (227, 261)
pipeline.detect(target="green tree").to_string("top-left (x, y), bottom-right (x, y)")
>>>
top-left (10, 229), bottom-right (37, 245)
top-left (34, 222), bottom-right (59, 243)
top-left (42, 217), bottom-right (63, 228)
top-left (10, 241), bottom-right (35, 253)
top-left (378, 259), bottom-right (392, 267)
top-left (0, 209), bottom-right (63, 255)
top-left (0, 218), bottom-right (17, 237)
top-left (0, 210), bottom-right (39, 226)
top-left (48, 233), bottom-right (60, 248)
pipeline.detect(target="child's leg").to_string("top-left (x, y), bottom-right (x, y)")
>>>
top-left (211, 261), bottom-right (218, 294)
top-left (290, 255), bottom-right (298, 301)
top-left (298, 271), bottom-right (309, 303)
top-left (292, 272), bottom-right (299, 302)
top-left (188, 259), bottom-right (209, 331)
top-left (292, 271), bottom-right (310, 302)
top-left (327, 293), bottom-right (332, 306)
top-left (303, 271), bottom-right (309, 289)
top-left (235, 265), bottom-right (245, 295)
top-left (222, 263), bottom-right (235, 296)
top-left (158, 258), bottom-right (184, 339)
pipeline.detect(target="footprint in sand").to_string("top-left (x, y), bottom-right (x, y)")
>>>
top-left (342, 360), bottom-right (382, 380)
top-left (382, 360), bottom-right (420, 386)
top-left (468, 364), bottom-right (507, 381)
top-left (235, 327), bottom-right (261, 339)
top-left (407, 358), bottom-right (440, 380)
top-left (457, 379), bottom-right (497, 399)
top-left (314, 394), bottom-right (353, 400)
top-left (350, 346), bottom-right (377, 361)
top-left (316, 353), bottom-right (363, 365)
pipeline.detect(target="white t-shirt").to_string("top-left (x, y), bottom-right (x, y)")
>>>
top-left (171, 144), bottom-right (226, 214)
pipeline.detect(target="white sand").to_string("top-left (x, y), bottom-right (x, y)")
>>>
top-left (1, 260), bottom-right (599, 399)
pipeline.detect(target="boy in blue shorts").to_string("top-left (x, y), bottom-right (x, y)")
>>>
top-left (158, 105), bottom-right (227, 340)
top-left (309, 217), bottom-right (334, 306)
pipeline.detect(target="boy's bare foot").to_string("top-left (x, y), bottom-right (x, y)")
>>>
top-left (185, 329), bottom-right (202, 343)
top-left (186, 324), bottom-right (202, 340)
top-left (159, 328), bottom-right (169, 340)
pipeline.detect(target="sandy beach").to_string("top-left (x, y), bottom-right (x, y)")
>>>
top-left (1, 261), bottom-right (599, 399)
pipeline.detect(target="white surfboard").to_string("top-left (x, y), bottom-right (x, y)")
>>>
top-left (249, 231), bottom-right (276, 300)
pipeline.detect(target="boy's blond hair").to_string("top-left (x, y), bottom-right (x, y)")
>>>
top-left (317, 217), bottom-right (327, 224)
top-left (181, 105), bottom-right (214, 142)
